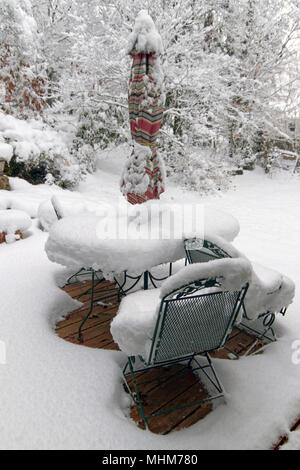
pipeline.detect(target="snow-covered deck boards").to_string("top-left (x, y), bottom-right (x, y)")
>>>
top-left (56, 279), bottom-right (266, 435)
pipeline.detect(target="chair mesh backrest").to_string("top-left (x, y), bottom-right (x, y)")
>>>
top-left (185, 238), bottom-right (230, 264)
top-left (150, 288), bottom-right (242, 364)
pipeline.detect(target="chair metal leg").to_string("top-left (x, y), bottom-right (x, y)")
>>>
top-left (192, 354), bottom-right (224, 395)
top-left (127, 357), bottom-right (148, 429)
top-left (78, 270), bottom-right (95, 342)
top-left (122, 354), bottom-right (224, 430)
top-left (260, 313), bottom-right (276, 342)
top-left (240, 312), bottom-right (277, 345)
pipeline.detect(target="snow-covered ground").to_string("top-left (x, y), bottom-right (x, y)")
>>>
top-left (0, 150), bottom-right (299, 450)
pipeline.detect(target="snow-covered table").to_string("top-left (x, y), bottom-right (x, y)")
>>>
top-left (45, 205), bottom-right (239, 276)
top-left (45, 204), bottom-right (239, 341)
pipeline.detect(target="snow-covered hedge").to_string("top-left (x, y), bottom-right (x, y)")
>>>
top-left (0, 112), bottom-right (83, 187)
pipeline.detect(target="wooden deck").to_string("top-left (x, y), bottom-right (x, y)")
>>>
top-left (56, 278), bottom-right (266, 435)
top-left (272, 416), bottom-right (300, 450)
top-left (57, 279), bottom-right (120, 350)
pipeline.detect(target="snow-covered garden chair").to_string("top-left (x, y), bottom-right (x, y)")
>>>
top-left (111, 258), bottom-right (251, 429)
top-left (184, 235), bottom-right (295, 343)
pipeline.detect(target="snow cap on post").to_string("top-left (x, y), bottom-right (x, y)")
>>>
top-left (127, 10), bottom-right (163, 55)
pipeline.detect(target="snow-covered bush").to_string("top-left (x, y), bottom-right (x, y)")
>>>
top-left (0, 113), bottom-right (82, 187)
top-left (259, 147), bottom-right (299, 175)
top-left (0, 0), bottom-right (46, 118)
top-left (164, 147), bottom-right (232, 194)
top-left (240, 146), bottom-right (257, 171)
top-left (74, 107), bottom-right (127, 155)
top-left (1, 0), bottom-right (298, 191)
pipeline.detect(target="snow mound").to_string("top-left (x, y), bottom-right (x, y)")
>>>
top-left (0, 142), bottom-right (13, 163)
top-left (0, 209), bottom-right (31, 234)
top-left (0, 177), bottom-right (104, 222)
top-left (38, 196), bottom-right (103, 232)
top-left (127, 10), bottom-right (163, 54)
top-left (0, 177), bottom-right (64, 218)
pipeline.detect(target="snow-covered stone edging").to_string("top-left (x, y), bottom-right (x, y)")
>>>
top-left (0, 209), bottom-right (31, 244)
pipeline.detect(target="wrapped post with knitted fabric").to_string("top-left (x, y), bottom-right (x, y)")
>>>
top-left (121, 10), bottom-right (165, 205)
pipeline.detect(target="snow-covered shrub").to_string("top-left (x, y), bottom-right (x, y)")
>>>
top-left (0, 113), bottom-right (81, 187)
top-left (260, 147), bottom-right (299, 175)
top-left (239, 145), bottom-right (257, 171)
top-left (164, 147), bottom-right (232, 194)
top-left (228, 144), bottom-right (257, 172)
top-left (75, 144), bottom-right (96, 175)
top-left (74, 105), bottom-right (128, 149)
top-left (263, 147), bottom-right (281, 174)
top-left (71, 106), bottom-right (129, 176)
top-left (0, 0), bottom-right (46, 118)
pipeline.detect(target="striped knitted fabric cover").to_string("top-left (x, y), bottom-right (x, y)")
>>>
top-left (122, 50), bottom-right (165, 205)
top-left (126, 147), bottom-right (164, 205)
top-left (129, 51), bottom-right (163, 146)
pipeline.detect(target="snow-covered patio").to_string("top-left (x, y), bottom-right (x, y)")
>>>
top-left (0, 153), bottom-right (299, 449)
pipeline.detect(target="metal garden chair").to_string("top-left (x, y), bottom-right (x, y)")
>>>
top-left (184, 237), bottom-right (287, 344)
top-left (121, 277), bottom-right (248, 429)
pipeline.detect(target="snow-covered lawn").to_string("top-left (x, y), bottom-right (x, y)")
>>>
top-left (0, 153), bottom-right (299, 450)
